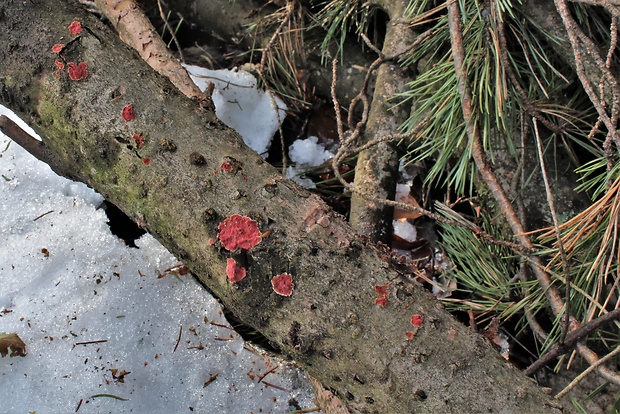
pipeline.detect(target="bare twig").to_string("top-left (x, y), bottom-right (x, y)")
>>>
top-left (173, 325), bottom-right (182, 352)
top-left (256, 0), bottom-right (296, 174)
top-left (555, 345), bottom-right (620, 399)
top-left (554, 0), bottom-right (620, 155)
top-left (94, 0), bottom-right (207, 102)
top-left (525, 307), bottom-right (620, 376)
top-left (0, 116), bottom-right (51, 164)
top-left (156, 0), bottom-right (184, 63)
top-left (74, 339), bottom-right (108, 346)
top-left (532, 119), bottom-right (572, 344)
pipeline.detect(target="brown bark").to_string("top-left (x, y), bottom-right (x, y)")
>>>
top-left (348, 0), bottom-right (414, 243)
top-left (0, 0), bottom-right (563, 412)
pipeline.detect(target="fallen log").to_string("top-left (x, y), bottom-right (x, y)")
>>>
top-left (0, 0), bottom-right (562, 412)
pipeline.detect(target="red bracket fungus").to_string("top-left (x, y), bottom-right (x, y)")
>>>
top-left (220, 161), bottom-right (233, 173)
top-left (226, 258), bottom-right (247, 283)
top-left (217, 214), bottom-right (261, 251)
top-left (374, 282), bottom-right (390, 307)
top-left (271, 273), bottom-right (294, 297)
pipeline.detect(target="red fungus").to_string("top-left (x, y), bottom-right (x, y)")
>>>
top-left (54, 60), bottom-right (65, 70)
top-left (217, 214), bottom-right (261, 251)
top-left (142, 157), bottom-right (152, 166)
top-left (374, 282), bottom-right (390, 297)
top-left (132, 133), bottom-right (144, 148)
top-left (374, 282), bottom-right (390, 307)
top-left (68, 21), bottom-right (82, 35)
top-left (122, 105), bottom-right (135, 122)
top-left (411, 314), bottom-right (423, 328)
top-left (220, 161), bottom-right (233, 172)
top-left (374, 297), bottom-right (388, 308)
top-left (271, 273), bottom-right (293, 297)
top-left (405, 331), bottom-right (415, 340)
top-left (226, 258), bottom-right (246, 283)
top-left (67, 62), bottom-right (88, 81)
top-left (52, 44), bottom-right (64, 53)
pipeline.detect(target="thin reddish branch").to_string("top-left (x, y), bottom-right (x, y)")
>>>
top-left (554, 0), bottom-right (620, 153)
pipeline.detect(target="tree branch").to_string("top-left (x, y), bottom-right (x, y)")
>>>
top-left (447, 0), bottom-right (620, 386)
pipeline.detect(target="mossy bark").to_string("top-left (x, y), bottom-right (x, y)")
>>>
top-left (0, 1), bottom-right (564, 412)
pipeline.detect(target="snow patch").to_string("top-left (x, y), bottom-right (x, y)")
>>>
top-left (184, 64), bottom-right (287, 157)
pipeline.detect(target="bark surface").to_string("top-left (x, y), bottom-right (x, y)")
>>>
top-left (0, 1), bottom-right (563, 412)
top-left (348, 1), bottom-right (414, 243)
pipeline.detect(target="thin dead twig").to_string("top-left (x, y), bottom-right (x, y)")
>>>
top-left (256, 0), bottom-right (297, 174)
top-left (157, 0), bottom-right (184, 63)
top-left (525, 307), bottom-right (620, 376)
top-left (554, 0), bottom-right (620, 159)
top-left (532, 119), bottom-right (572, 344)
top-left (555, 344), bottom-right (620, 399)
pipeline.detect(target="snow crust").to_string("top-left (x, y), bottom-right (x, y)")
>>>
top-left (0, 103), bottom-right (317, 412)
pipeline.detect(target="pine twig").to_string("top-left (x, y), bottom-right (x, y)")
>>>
top-left (525, 307), bottom-right (620, 376)
top-left (532, 119), bottom-right (572, 344)
top-left (555, 344), bottom-right (620, 399)
top-left (447, 0), bottom-right (620, 385)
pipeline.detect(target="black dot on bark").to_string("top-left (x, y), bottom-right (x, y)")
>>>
top-left (346, 391), bottom-right (355, 401)
top-left (190, 151), bottom-right (207, 166)
top-left (365, 397), bottom-right (375, 404)
top-left (414, 389), bottom-right (427, 401)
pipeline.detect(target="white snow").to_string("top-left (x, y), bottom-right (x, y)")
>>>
top-left (288, 136), bottom-right (334, 167)
top-left (0, 103), bottom-right (318, 413)
top-left (392, 219), bottom-right (417, 243)
top-left (285, 136), bottom-right (335, 188)
top-left (183, 64), bottom-right (287, 157)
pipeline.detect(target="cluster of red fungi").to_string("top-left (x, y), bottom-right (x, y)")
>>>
top-left (218, 214), bottom-right (293, 297)
top-left (51, 21), bottom-right (88, 81)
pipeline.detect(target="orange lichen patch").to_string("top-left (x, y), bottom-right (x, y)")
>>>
top-left (271, 273), bottom-right (293, 297)
top-left (226, 258), bottom-right (246, 283)
top-left (217, 215), bottom-right (261, 251)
